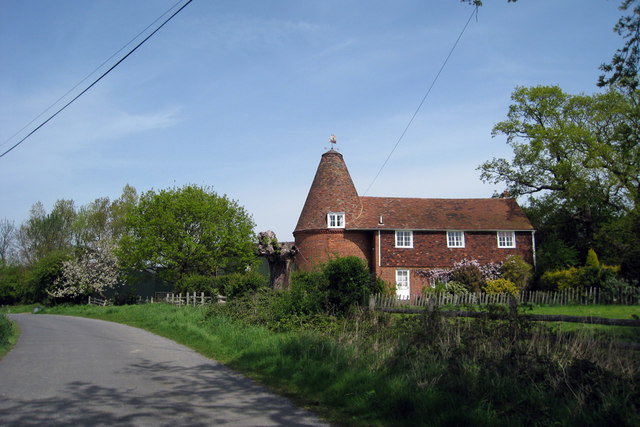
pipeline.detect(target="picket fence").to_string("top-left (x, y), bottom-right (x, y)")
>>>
top-left (373, 286), bottom-right (640, 309)
top-left (154, 292), bottom-right (226, 306)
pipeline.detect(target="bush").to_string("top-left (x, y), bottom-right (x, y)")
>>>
top-left (449, 260), bottom-right (484, 292)
top-left (214, 270), bottom-right (268, 298)
top-left (0, 264), bottom-right (26, 305)
top-left (25, 250), bottom-right (73, 304)
top-left (539, 267), bottom-right (581, 291)
top-left (113, 292), bottom-right (139, 306)
top-left (601, 276), bottom-right (640, 304)
top-left (426, 280), bottom-right (469, 295)
top-left (500, 255), bottom-right (532, 290)
top-left (321, 256), bottom-right (383, 314)
top-left (484, 278), bottom-right (519, 296)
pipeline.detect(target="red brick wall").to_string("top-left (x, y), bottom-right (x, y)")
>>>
top-left (379, 230), bottom-right (533, 267)
top-left (294, 229), bottom-right (373, 271)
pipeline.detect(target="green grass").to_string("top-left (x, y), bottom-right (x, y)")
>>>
top-left (0, 313), bottom-right (19, 359)
top-left (36, 302), bottom-right (639, 426)
top-left (0, 304), bottom-right (42, 314)
top-left (526, 304), bottom-right (640, 341)
top-left (528, 304), bottom-right (640, 319)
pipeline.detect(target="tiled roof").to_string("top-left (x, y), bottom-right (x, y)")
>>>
top-left (295, 150), bottom-right (361, 232)
top-left (349, 196), bottom-right (534, 231)
top-left (294, 150), bottom-right (534, 233)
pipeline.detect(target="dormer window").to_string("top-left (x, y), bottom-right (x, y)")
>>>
top-left (327, 212), bottom-right (345, 228)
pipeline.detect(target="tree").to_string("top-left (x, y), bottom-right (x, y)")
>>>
top-left (51, 240), bottom-right (119, 301)
top-left (480, 85), bottom-right (639, 212)
top-left (17, 200), bottom-right (77, 265)
top-left (599, 0), bottom-right (640, 91)
top-left (256, 230), bottom-right (298, 289)
top-left (480, 85), bottom-right (640, 275)
top-left (118, 184), bottom-right (257, 287)
top-left (74, 185), bottom-right (138, 247)
top-left (0, 219), bottom-right (16, 265)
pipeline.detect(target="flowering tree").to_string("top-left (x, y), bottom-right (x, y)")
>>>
top-left (51, 240), bottom-right (119, 299)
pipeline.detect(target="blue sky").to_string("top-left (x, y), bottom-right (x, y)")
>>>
top-left (0, 0), bottom-right (624, 241)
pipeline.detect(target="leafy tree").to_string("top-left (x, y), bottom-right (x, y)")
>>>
top-left (118, 184), bottom-right (257, 287)
top-left (74, 185), bottom-right (138, 247)
top-left (599, 0), bottom-right (640, 91)
top-left (17, 200), bottom-right (77, 265)
top-left (479, 85), bottom-right (640, 275)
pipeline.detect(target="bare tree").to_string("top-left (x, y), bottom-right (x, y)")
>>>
top-left (256, 231), bottom-right (298, 289)
top-left (0, 218), bottom-right (16, 265)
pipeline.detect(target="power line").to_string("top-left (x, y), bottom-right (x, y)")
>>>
top-left (0, 0), bottom-right (193, 159)
top-left (0, 0), bottom-right (187, 152)
top-left (362, 5), bottom-right (478, 196)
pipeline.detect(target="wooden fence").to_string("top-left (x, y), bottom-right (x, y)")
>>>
top-left (374, 286), bottom-right (640, 309)
top-left (370, 289), bottom-right (640, 328)
top-left (155, 292), bottom-right (226, 306)
top-left (88, 296), bottom-right (111, 306)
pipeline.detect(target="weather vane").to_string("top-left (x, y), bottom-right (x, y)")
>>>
top-left (325, 134), bottom-right (338, 151)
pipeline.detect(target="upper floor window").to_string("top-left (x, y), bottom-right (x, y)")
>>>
top-left (497, 231), bottom-right (516, 248)
top-left (447, 231), bottom-right (465, 248)
top-left (327, 212), bottom-right (345, 228)
top-left (395, 230), bottom-right (413, 248)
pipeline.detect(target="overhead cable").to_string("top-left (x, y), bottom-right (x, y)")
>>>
top-left (361, 5), bottom-right (478, 196)
top-left (0, 0), bottom-right (193, 159)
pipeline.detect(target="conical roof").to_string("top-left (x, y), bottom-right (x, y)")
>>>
top-left (294, 150), bottom-right (361, 232)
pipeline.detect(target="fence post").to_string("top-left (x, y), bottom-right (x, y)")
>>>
top-left (88, 296), bottom-right (91, 305)
top-left (428, 298), bottom-right (435, 315)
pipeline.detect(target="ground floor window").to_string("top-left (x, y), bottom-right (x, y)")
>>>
top-left (395, 269), bottom-right (410, 299)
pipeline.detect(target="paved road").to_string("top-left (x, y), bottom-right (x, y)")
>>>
top-left (0, 314), bottom-right (328, 427)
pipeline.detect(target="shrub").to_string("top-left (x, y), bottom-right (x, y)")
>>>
top-left (0, 264), bottom-right (26, 305)
top-left (25, 250), bottom-right (73, 304)
top-left (176, 274), bottom-right (216, 294)
top-left (484, 278), bottom-right (519, 296)
top-left (500, 255), bottom-right (532, 290)
top-left (426, 280), bottom-right (469, 295)
top-left (601, 276), bottom-right (640, 304)
top-left (539, 267), bottom-right (581, 291)
top-left (321, 256), bottom-right (382, 314)
top-left (214, 270), bottom-right (268, 298)
top-left (112, 292), bottom-right (139, 306)
top-left (450, 260), bottom-right (484, 292)
top-left (0, 312), bottom-right (13, 348)
top-left (585, 248), bottom-right (600, 268)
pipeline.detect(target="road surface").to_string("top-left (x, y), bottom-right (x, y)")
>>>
top-left (0, 313), bottom-right (328, 426)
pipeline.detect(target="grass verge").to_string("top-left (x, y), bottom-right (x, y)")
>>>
top-left (39, 302), bottom-right (640, 426)
top-left (0, 312), bottom-right (19, 359)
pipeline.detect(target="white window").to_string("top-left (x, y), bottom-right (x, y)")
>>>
top-left (395, 230), bottom-right (413, 248)
top-left (327, 212), bottom-right (345, 228)
top-left (497, 231), bottom-right (516, 248)
top-left (447, 231), bottom-right (465, 248)
top-left (396, 269), bottom-right (410, 299)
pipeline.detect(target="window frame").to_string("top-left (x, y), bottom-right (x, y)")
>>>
top-left (395, 230), bottom-right (414, 248)
top-left (446, 230), bottom-right (465, 248)
top-left (497, 231), bottom-right (516, 248)
top-left (327, 212), bottom-right (345, 229)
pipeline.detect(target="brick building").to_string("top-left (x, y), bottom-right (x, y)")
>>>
top-left (293, 149), bottom-right (535, 298)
